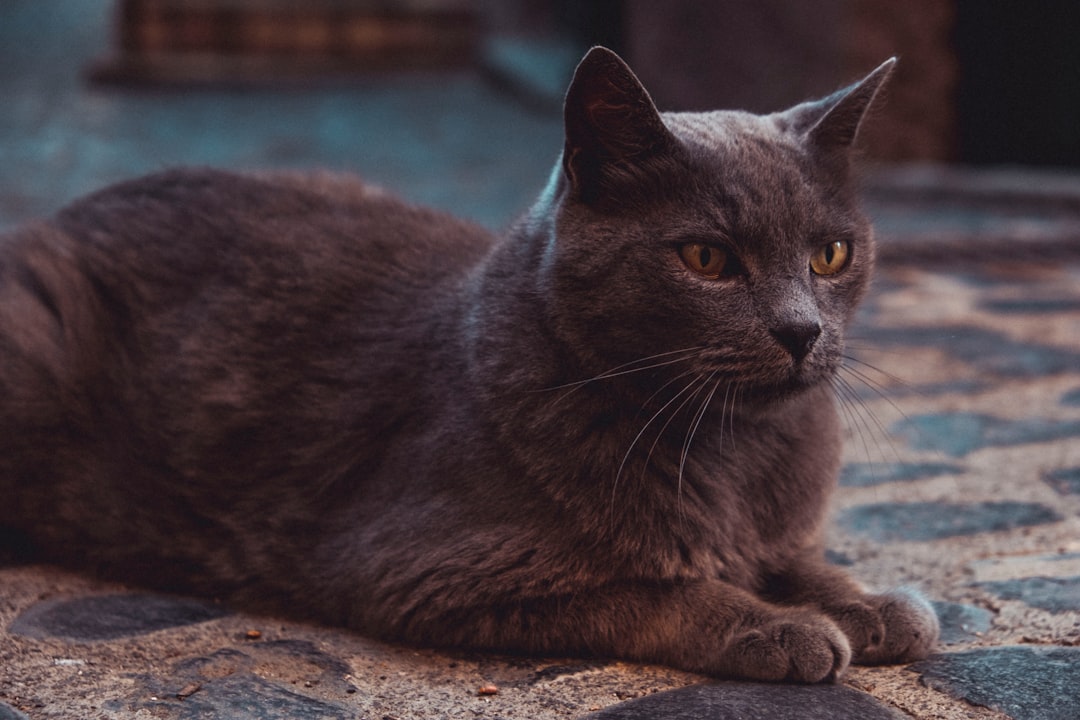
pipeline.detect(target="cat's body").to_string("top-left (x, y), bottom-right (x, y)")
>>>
top-left (0, 48), bottom-right (937, 681)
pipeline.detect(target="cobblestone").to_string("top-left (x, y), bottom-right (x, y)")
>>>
top-left (3, 2), bottom-right (1080, 719)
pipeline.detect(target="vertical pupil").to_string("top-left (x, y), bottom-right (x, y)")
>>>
top-left (824, 244), bottom-right (835, 264)
top-left (700, 247), bottom-right (712, 267)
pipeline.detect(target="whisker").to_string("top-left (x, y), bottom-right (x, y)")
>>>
top-left (535, 346), bottom-right (704, 394)
top-left (832, 376), bottom-right (881, 473)
top-left (727, 381), bottom-right (742, 454)
top-left (843, 352), bottom-right (916, 388)
top-left (841, 361), bottom-right (916, 426)
top-left (641, 374), bottom-right (712, 480)
top-left (677, 373), bottom-right (722, 511)
top-left (835, 372), bottom-right (904, 466)
top-left (636, 370), bottom-right (700, 422)
top-left (610, 373), bottom-right (704, 523)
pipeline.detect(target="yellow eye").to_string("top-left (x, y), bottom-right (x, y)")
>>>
top-left (810, 240), bottom-right (850, 276)
top-left (680, 243), bottom-right (728, 279)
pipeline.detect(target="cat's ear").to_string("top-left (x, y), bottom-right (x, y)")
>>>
top-left (789, 58), bottom-right (897, 153)
top-left (562, 46), bottom-right (677, 204)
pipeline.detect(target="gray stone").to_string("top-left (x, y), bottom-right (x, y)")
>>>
top-left (979, 297), bottom-right (1080, 314)
top-left (0, 703), bottom-right (29, 720)
top-left (859, 325), bottom-right (1080, 378)
top-left (585, 682), bottom-right (906, 719)
top-left (892, 412), bottom-right (1080, 457)
top-left (914, 646), bottom-right (1080, 720)
top-left (930, 602), bottom-right (993, 644)
top-left (839, 462), bottom-right (964, 487)
top-left (977, 576), bottom-right (1080, 613)
top-left (9, 593), bottom-right (229, 641)
top-left (824, 549), bottom-right (854, 566)
top-left (111, 641), bottom-right (356, 719)
top-left (114, 673), bottom-right (353, 720)
top-left (1043, 467), bottom-right (1080, 495)
top-left (838, 501), bottom-right (1062, 542)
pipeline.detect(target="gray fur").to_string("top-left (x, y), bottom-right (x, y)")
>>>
top-left (0, 48), bottom-right (936, 681)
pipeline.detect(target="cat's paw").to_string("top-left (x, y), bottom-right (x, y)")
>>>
top-left (851, 588), bottom-right (939, 665)
top-left (726, 611), bottom-right (851, 683)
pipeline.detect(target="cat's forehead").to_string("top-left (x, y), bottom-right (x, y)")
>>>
top-left (657, 110), bottom-right (858, 246)
top-left (661, 110), bottom-right (797, 157)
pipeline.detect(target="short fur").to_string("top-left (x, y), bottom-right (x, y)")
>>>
top-left (0, 48), bottom-right (937, 682)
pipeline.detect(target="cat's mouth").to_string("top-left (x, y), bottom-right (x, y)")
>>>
top-left (692, 346), bottom-right (837, 400)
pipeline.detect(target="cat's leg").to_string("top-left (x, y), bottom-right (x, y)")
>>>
top-left (402, 579), bottom-right (854, 682)
top-left (763, 552), bottom-right (939, 665)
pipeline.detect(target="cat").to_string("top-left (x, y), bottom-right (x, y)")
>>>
top-left (0, 47), bottom-right (938, 682)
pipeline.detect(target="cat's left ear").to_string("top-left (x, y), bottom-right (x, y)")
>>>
top-left (562, 47), bottom-right (677, 204)
top-left (788, 58), bottom-right (897, 153)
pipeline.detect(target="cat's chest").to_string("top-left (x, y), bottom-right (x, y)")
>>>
top-left (601, 397), bottom-right (839, 582)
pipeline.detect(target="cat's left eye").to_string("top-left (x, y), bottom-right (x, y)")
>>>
top-left (810, 240), bottom-right (850, 276)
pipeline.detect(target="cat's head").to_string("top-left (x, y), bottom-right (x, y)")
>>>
top-left (532, 47), bottom-right (894, 400)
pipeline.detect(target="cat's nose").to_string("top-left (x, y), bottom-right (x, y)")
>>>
top-left (770, 321), bottom-right (821, 362)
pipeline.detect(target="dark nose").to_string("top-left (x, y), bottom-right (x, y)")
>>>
top-left (770, 321), bottom-right (821, 362)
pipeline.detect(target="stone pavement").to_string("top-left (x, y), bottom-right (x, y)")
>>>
top-left (2, 2), bottom-right (1080, 719)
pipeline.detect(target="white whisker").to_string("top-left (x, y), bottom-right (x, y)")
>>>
top-left (535, 346), bottom-right (705, 395)
top-left (834, 371), bottom-right (904, 466)
top-left (841, 359), bottom-right (918, 423)
top-left (610, 373), bottom-right (704, 524)
top-left (641, 374), bottom-right (713, 482)
top-left (677, 373), bottom-right (722, 514)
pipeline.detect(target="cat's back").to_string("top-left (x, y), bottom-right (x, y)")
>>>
top-left (47, 168), bottom-right (494, 307)
top-left (0, 167), bottom-right (496, 559)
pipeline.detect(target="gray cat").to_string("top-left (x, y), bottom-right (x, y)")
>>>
top-left (0, 47), bottom-right (937, 682)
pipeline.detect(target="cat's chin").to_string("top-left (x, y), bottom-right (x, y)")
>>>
top-left (743, 371), bottom-right (832, 404)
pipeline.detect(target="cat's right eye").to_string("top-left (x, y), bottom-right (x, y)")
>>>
top-left (679, 243), bottom-right (729, 280)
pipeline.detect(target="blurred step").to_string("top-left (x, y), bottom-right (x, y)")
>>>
top-left (90, 0), bottom-right (480, 85)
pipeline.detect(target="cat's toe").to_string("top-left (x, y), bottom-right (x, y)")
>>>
top-left (829, 601), bottom-right (886, 656)
top-left (855, 588), bottom-right (940, 665)
top-left (729, 613), bottom-right (851, 683)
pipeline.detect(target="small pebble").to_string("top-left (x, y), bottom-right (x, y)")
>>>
top-left (477, 684), bottom-right (499, 696)
top-left (245, 629), bottom-right (262, 639)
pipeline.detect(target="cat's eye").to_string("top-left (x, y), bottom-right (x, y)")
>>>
top-left (810, 240), bottom-right (850, 276)
top-left (680, 243), bottom-right (729, 279)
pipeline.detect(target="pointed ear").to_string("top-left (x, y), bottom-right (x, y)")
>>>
top-left (562, 47), bottom-right (677, 203)
top-left (790, 57), bottom-right (897, 152)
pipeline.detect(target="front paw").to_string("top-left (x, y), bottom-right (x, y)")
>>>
top-left (727, 611), bottom-right (851, 683)
top-left (850, 588), bottom-right (939, 665)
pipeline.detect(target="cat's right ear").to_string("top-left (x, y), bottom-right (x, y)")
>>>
top-left (562, 47), bottom-right (676, 205)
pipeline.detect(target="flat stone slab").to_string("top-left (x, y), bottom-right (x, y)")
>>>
top-left (978, 297), bottom-right (1080, 314)
top-left (8, 593), bottom-right (229, 641)
top-left (108, 640), bottom-right (357, 719)
top-left (861, 325), bottom-right (1080, 379)
top-left (913, 646), bottom-right (1080, 720)
top-left (839, 462), bottom-right (964, 487)
top-left (1043, 467), bottom-right (1080, 495)
top-left (976, 576), bottom-right (1080, 613)
top-left (930, 602), bottom-right (994, 645)
top-left (837, 501), bottom-right (1062, 542)
top-left (0, 703), bottom-right (29, 720)
top-left (585, 682), bottom-right (905, 719)
top-left (115, 673), bottom-right (351, 720)
top-left (891, 412), bottom-right (1080, 457)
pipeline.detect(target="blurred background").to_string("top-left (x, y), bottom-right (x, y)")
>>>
top-left (2, 0), bottom-right (1080, 233)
